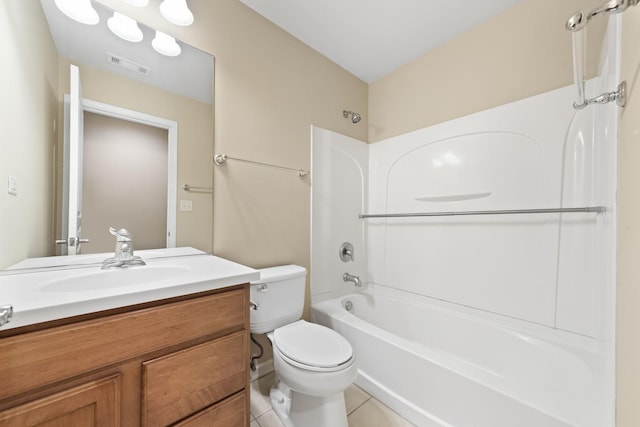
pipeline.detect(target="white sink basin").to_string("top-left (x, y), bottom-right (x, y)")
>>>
top-left (0, 252), bottom-right (260, 331)
top-left (38, 264), bottom-right (191, 293)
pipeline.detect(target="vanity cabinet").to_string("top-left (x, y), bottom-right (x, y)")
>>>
top-left (0, 375), bottom-right (120, 426)
top-left (0, 285), bottom-right (250, 427)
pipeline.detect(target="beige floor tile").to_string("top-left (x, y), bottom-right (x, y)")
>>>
top-left (348, 398), bottom-right (416, 427)
top-left (250, 372), bottom-right (276, 418)
top-left (251, 420), bottom-right (261, 427)
top-left (255, 409), bottom-right (286, 427)
top-left (345, 384), bottom-right (370, 414)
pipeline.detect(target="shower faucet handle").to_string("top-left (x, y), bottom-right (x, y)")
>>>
top-left (339, 242), bottom-right (354, 262)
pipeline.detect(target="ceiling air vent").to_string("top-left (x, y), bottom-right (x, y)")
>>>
top-left (106, 53), bottom-right (151, 76)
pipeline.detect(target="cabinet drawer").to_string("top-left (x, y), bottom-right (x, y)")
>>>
top-left (0, 288), bottom-right (246, 400)
top-left (0, 375), bottom-right (120, 427)
top-left (141, 331), bottom-right (247, 427)
top-left (174, 392), bottom-right (246, 427)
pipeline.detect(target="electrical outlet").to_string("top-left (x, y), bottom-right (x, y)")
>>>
top-left (180, 200), bottom-right (192, 211)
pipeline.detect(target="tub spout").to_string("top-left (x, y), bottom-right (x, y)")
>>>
top-left (343, 273), bottom-right (362, 287)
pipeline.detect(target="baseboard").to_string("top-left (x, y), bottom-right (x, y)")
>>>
top-left (250, 358), bottom-right (274, 382)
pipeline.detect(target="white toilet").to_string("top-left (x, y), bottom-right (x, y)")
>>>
top-left (250, 265), bottom-right (357, 427)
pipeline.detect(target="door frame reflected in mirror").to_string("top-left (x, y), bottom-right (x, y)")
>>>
top-left (60, 90), bottom-right (178, 255)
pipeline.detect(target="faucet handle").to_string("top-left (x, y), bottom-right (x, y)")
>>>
top-left (339, 242), bottom-right (355, 262)
top-left (109, 227), bottom-right (132, 241)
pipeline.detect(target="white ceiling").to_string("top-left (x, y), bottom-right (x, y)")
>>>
top-left (239, 0), bottom-right (522, 83)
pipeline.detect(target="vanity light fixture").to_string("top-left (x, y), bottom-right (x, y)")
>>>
top-left (107, 11), bottom-right (144, 42)
top-left (159, 0), bottom-right (194, 26)
top-left (122, 0), bottom-right (150, 6)
top-left (54, 0), bottom-right (99, 25)
top-left (152, 31), bottom-right (181, 56)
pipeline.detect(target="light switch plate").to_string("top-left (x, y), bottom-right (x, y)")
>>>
top-left (7, 175), bottom-right (17, 195)
top-left (180, 200), bottom-right (192, 211)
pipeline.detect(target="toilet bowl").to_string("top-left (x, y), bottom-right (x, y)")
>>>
top-left (250, 266), bottom-right (357, 427)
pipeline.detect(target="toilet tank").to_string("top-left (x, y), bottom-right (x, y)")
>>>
top-left (250, 265), bottom-right (307, 334)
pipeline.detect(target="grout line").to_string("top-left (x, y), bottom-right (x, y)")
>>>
top-left (347, 395), bottom-right (372, 416)
top-left (252, 412), bottom-right (264, 427)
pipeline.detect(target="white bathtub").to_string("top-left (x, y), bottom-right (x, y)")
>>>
top-left (311, 285), bottom-right (605, 427)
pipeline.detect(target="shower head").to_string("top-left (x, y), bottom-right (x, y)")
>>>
top-left (343, 110), bottom-right (361, 124)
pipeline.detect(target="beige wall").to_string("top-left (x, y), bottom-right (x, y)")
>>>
top-left (0, 1), bottom-right (59, 268)
top-left (369, 0), bottom-right (605, 142)
top-left (206, 0), bottom-right (367, 318)
top-left (57, 59), bottom-right (213, 253)
top-left (617, 6), bottom-right (640, 427)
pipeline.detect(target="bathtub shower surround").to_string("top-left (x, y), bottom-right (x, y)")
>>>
top-left (310, 16), bottom-right (618, 427)
top-left (366, 84), bottom-right (605, 335)
top-left (310, 129), bottom-right (368, 297)
top-left (312, 287), bottom-right (602, 427)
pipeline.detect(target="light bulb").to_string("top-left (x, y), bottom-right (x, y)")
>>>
top-left (152, 31), bottom-right (181, 56)
top-left (107, 12), bottom-right (143, 42)
top-left (54, 0), bottom-right (99, 25)
top-left (159, 0), bottom-right (194, 26)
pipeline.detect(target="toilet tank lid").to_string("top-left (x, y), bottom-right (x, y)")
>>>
top-left (251, 265), bottom-right (307, 285)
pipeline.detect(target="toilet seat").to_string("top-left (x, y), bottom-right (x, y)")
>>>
top-left (273, 320), bottom-right (354, 372)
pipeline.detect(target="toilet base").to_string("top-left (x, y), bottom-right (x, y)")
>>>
top-left (270, 377), bottom-right (349, 427)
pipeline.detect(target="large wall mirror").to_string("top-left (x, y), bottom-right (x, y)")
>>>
top-left (0, 0), bottom-right (214, 269)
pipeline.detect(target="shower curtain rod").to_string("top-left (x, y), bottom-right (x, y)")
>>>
top-left (214, 154), bottom-right (310, 179)
top-left (359, 206), bottom-right (606, 219)
top-left (566, 0), bottom-right (638, 32)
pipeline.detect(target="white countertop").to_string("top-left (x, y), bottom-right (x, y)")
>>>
top-left (0, 249), bottom-right (259, 330)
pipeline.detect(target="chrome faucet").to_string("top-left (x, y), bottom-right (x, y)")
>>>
top-left (343, 273), bottom-right (362, 287)
top-left (0, 305), bottom-right (13, 327)
top-left (102, 227), bottom-right (146, 269)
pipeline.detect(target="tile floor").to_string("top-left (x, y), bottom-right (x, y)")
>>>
top-left (250, 371), bottom-right (416, 427)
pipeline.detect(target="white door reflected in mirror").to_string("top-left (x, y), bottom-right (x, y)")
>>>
top-left (60, 65), bottom-right (178, 255)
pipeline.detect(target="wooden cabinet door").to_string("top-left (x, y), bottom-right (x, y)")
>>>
top-left (141, 332), bottom-right (246, 427)
top-left (174, 392), bottom-right (246, 427)
top-left (0, 375), bottom-right (120, 427)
